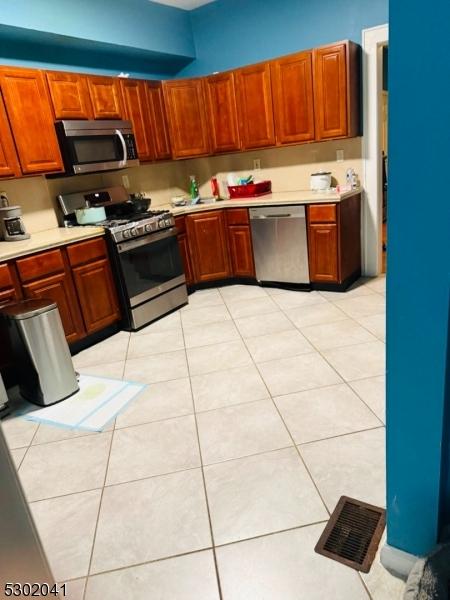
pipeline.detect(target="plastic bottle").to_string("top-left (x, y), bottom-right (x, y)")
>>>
top-left (189, 175), bottom-right (200, 203)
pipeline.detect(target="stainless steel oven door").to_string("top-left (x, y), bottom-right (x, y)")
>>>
top-left (116, 228), bottom-right (185, 307)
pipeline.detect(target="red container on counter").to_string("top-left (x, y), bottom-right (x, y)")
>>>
top-left (228, 180), bottom-right (272, 199)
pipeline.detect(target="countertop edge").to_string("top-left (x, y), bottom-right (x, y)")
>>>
top-left (0, 228), bottom-right (105, 262)
top-left (165, 189), bottom-right (361, 216)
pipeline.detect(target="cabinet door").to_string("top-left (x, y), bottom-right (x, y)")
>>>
top-left (46, 71), bottom-right (93, 119)
top-left (72, 258), bottom-right (120, 335)
top-left (313, 43), bottom-right (348, 140)
top-left (120, 79), bottom-right (154, 161)
top-left (205, 72), bottom-right (240, 153)
top-left (0, 67), bottom-right (63, 175)
top-left (308, 223), bottom-right (339, 282)
top-left (271, 51), bottom-right (315, 144)
top-left (163, 79), bottom-right (210, 159)
top-left (228, 225), bottom-right (255, 278)
top-left (177, 234), bottom-right (194, 286)
top-left (186, 211), bottom-right (231, 282)
top-left (0, 93), bottom-right (20, 178)
top-left (0, 265), bottom-right (21, 374)
top-left (235, 63), bottom-right (275, 149)
top-left (146, 81), bottom-right (171, 160)
top-left (87, 76), bottom-right (124, 119)
top-left (22, 272), bottom-right (85, 343)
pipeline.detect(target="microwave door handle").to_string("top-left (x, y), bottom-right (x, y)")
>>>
top-left (115, 129), bottom-right (128, 167)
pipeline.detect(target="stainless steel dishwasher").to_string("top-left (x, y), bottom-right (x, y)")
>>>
top-left (249, 205), bottom-right (310, 284)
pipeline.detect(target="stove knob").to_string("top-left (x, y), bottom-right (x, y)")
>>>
top-left (122, 230), bottom-right (131, 239)
top-left (130, 228), bottom-right (138, 237)
top-left (165, 219), bottom-right (173, 227)
top-left (158, 220), bottom-right (165, 229)
top-left (145, 223), bottom-right (152, 233)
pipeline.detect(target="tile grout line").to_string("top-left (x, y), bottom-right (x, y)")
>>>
top-left (180, 310), bottom-right (224, 600)
top-left (83, 426), bottom-right (116, 598)
top-left (72, 518), bottom-right (331, 583)
top-left (217, 287), bottom-right (332, 519)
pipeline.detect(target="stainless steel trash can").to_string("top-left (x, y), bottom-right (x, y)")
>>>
top-left (1, 299), bottom-right (79, 406)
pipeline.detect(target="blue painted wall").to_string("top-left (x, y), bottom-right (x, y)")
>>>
top-left (386, 0), bottom-right (450, 556)
top-left (0, 0), bottom-right (195, 77)
top-left (180, 0), bottom-right (388, 76)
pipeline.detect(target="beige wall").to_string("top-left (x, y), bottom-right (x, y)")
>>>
top-left (0, 137), bottom-right (362, 232)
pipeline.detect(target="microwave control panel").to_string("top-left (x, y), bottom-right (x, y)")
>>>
top-left (124, 134), bottom-right (138, 160)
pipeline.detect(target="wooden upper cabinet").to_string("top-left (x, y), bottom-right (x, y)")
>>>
top-left (46, 72), bottom-right (93, 119)
top-left (0, 93), bottom-right (21, 178)
top-left (313, 41), bottom-right (360, 140)
top-left (163, 78), bottom-right (210, 159)
top-left (0, 68), bottom-right (63, 175)
top-left (271, 51), bottom-right (315, 144)
top-left (235, 63), bottom-right (275, 149)
top-left (186, 211), bottom-right (231, 282)
top-left (204, 72), bottom-right (240, 153)
top-left (87, 75), bottom-right (124, 119)
top-left (120, 79), bottom-right (154, 161)
top-left (145, 81), bottom-right (171, 160)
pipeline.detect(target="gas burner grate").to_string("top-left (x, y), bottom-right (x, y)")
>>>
top-left (315, 495), bottom-right (385, 573)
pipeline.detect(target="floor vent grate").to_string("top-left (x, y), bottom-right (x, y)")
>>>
top-left (315, 495), bottom-right (386, 573)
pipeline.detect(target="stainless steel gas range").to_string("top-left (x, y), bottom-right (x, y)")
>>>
top-left (57, 186), bottom-right (188, 331)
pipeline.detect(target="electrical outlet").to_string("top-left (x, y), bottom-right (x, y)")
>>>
top-left (253, 158), bottom-right (261, 170)
top-left (122, 175), bottom-right (130, 189)
top-left (336, 149), bottom-right (344, 162)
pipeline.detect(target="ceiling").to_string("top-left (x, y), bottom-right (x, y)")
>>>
top-left (150, 0), bottom-right (216, 9)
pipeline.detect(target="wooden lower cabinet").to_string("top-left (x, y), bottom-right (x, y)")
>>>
top-left (22, 271), bottom-right (85, 344)
top-left (0, 263), bottom-right (22, 375)
top-left (307, 195), bottom-right (361, 284)
top-left (177, 234), bottom-right (194, 286)
top-left (307, 223), bottom-right (339, 282)
top-left (228, 226), bottom-right (255, 277)
top-left (186, 211), bottom-right (231, 282)
top-left (72, 258), bottom-right (120, 334)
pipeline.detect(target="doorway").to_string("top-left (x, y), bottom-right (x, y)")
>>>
top-left (362, 24), bottom-right (389, 276)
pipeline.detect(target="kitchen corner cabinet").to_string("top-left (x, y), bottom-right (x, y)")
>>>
top-left (186, 211), bottom-right (231, 282)
top-left (313, 41), bottom-right (361, 140)
top-left (120, 79), bottom-right (154, 161)
top-left (68, 238), bottom-right (120, 335)
top-left (205, 72), bottom-right (241, 153)
top-left (307, 194), bottom-right (361, 284)
top-left (145, 82), bottom-right (171, 160)
top-left (0, 67), bottom-right (63, 175)
top-left (271, 51), bottom-right (315, 145)
top-left (163, 78), bottom-right (210, 159)
top-left (46, 72), bottom-right (93, 120)
top-left (226, 209), bottom-right (255, 277)
top-left (235, 63), bottom-right (276, 149)
top-left (87, 75), bottom-right (124, 119)
top-left (0, 94), bottom-right (21, 178)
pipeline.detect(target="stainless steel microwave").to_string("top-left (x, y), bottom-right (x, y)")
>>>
top-left (55, 120), bottom-right (140, 175)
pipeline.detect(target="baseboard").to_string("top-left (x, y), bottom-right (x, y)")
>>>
top-left (380, 542), bottom-right (420, 580)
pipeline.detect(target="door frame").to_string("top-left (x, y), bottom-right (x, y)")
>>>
top-left (362, 24), bottom-right (389, 276)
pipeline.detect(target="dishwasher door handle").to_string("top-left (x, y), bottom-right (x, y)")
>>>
top-left (251, 213), bottom-right (298, 219)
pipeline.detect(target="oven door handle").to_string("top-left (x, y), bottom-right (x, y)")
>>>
top-left (116, 227), bottom-right (178, 253)
top-left (115, 129), bottom-right (128, 168)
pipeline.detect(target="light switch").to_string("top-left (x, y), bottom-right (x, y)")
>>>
top-left (122, 175), bottom-right (130, 189)
top-left (253, 159), bottom-right (261, 170)
top-left (336, 149), bottom-right (344, 162)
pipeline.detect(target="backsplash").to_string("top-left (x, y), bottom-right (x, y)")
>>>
top-left (0, 137), bottom-right (362, 232)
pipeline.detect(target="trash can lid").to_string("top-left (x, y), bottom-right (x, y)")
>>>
top-left (0, 298), bottom-right (58, 320)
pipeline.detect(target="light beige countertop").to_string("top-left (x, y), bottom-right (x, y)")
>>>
top-left (0, 226), bottom-right (105, 262)
top-left (160, 188), bottom-right (361, 216)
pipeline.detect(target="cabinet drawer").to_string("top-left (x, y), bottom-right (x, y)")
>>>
top-left (175, 216), bottom-right (186, 235)
top-left (226, 208), bottom-right (249, 226)
top-left (0, 263), bottom-right (14, 290)
top-left (67, 237), bottom-right (107, 267)
top-left (308, 203), bottom-right (337, 223)
top-left (16, 249), bottom-right (65, 283)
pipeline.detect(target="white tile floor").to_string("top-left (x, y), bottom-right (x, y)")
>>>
top-left (3, 275), bottom-right (405, 599)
